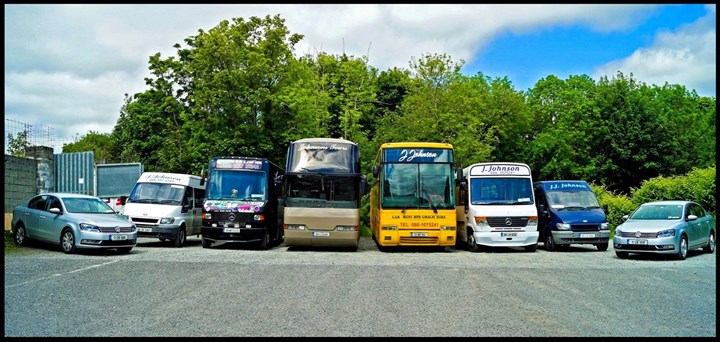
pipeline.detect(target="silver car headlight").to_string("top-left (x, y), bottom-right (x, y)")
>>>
top-left (656, 229), bottom-right (675, 238)
top-left (614, 227), bottom-right (623, 236)
top-left (79, 223), bottom-right (100, 232)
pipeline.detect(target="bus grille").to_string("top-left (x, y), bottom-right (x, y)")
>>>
top-left (399, 237), bottom-right (439, 245)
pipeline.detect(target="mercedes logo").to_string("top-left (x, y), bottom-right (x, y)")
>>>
top-left (115, 226), bottom-right (121, 233)
top-left (505, 218), bottom-right (512, 226)
top-left (635, 231), bottom-right (642, 238)
top-left (228, 213), bottom-right (236, 221)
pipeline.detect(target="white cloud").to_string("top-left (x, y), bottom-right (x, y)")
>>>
top-left (4, 4), bottom-right (714, 154)
top-left (594, 4), bottom-right (716, 96)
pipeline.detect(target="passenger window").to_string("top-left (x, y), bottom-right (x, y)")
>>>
top-left (28, 195), bottom-right (48, 210)
top-left (47, 196), bottom-right (62, 212)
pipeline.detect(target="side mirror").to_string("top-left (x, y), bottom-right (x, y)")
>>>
top-left (622, 214), bottom-right (629, 220)
top-left (687, 214), bottom-right (698, 221)
top-left (459, 181), bottom-right (467, 191)
top-left (455, 167), bottom-right (463, 184)
top-left (49, 207), bottom-right (62, 214)
top-left (360, 175), bottom-right (368, 196)
top-left (181, 203), bottom-right (192, 213)
top-left (538, 204), bottom-right (548, 216)
top-left (371, 165), bottom-right (379, 178)
top-left (199, 168), bottom-right (206, 186)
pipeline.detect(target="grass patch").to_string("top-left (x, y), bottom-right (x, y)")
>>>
top-left (4, 230), bottom-right (19, 253)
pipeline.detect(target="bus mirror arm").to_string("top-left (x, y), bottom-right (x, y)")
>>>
top-left (372, 165), bottom-right (379, 178)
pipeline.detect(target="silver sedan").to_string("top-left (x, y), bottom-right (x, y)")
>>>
top-left (613, 200), bottom-right (715, 260)
top-left (11, 193), bottom-right (137, 254)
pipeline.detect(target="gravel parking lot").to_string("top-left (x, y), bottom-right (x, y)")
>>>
top-left (4, 235), bottom-right (716, 337)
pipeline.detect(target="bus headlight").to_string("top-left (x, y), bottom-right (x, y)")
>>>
top-left (441, 226), bottom-right (455, 230)
top-left (381, 226), bottom-right (397, 230)
top-left (253, 214), bottom-right (265, 221)
top-left (336, 225), bottom-right (358, 231)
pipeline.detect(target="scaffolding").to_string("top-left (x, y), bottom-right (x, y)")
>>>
top-left (4, 118), bottom-right (58, 155)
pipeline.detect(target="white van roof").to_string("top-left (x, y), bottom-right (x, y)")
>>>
top-left (137, 172), bottom-right (204, 189)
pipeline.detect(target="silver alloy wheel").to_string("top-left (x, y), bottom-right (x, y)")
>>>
top-left (62, 230), bottom-right (75, 253)
top-left (15, 226), bottom-right (25, 245)
top-left (678, 236), bottom-right (688, 260)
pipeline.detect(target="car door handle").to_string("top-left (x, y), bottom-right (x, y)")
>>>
top-left (40, 216), bottom-right (46, 220)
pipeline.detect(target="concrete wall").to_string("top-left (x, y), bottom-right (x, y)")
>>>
top-left (4, 146), bottom-right (54, 230)
top-left (4, 155), bottom-right (37, 212)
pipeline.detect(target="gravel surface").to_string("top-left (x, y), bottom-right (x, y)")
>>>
top-left (4, 236), bottom-right (716, 337)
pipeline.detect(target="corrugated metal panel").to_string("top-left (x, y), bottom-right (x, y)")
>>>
top-left (54, 151), bottom-right (95, 195)
top-left (96, 163), bottom-right (144, 197)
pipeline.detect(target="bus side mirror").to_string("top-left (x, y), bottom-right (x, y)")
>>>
top-left (199, 168), bottom-right (206, 186)
top-left (455, 167), bottom-right (463, 184)
top-left (371, 165), bottom-right (379, 178)
top-left (360, 175), bottom-right (368, 196)
top-left (459, 181), bottom-right (467, 191)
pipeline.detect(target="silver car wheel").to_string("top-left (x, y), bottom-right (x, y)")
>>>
top-left (61, 230), bottom-right (76, 254)
top-left (15, 226), bottom-right (26, 245)
top-left (677, 236), bottom-right (688, 260)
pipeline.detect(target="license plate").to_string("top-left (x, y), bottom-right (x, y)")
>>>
top-left (312, 231), bottom-right (330, 237)
top-left (411, 232), bottom-right (428, 237)
top-left (501, 232), bottom-right (518, 237)
top-left (579, 233), bottom-right (596, 238)
top-left (137, 227), bottom-right (152, 233)
top-left (223, 228), bottom-right (241, 233)
top-left (628, 239), bottom-right (648, 245)
top-left (110, 234), bottom-right (127, 241)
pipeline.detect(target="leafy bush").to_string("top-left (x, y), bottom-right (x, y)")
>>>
top-left (631, 166), bottom-right (716, 216)
top-left (591, 183), bottom-right (635, 234)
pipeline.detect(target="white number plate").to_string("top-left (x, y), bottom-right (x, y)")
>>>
top-left (628, 239), bottom-right (648, 245)
top-left (312, 232), bottom-right (330, 237)
top-left (411, 232), bottom-right (428, 237)
top-left (579, 233), bottom-right (596, 238)
top-left (110, 234), bottom-right (127, 241)
top-left (137, 227), bottom-right (152, 233)
top-left (501, 232), bottom-right (518, 237)
top-left (223, 228), bottom-right (241, 233)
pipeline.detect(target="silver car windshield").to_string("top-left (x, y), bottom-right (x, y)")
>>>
top-left (63, 198), bottom-right (115, 213)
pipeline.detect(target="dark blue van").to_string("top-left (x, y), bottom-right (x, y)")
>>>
top-left (533, 180), bottom-right (610, 251)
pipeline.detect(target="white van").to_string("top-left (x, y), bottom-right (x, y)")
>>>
top-left (124, 172), bottom-right (205, 247)
top-left (455, 162), bottom-right (539, 252)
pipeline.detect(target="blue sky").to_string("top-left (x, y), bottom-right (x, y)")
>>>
top-left (4, 4), bottom-right (716, 154)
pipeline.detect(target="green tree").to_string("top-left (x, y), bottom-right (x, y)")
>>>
top-left (62, 131), bottom-right (114, 163)
top-left (7, 130), bottom-right (30, 158)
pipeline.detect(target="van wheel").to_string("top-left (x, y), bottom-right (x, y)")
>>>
top-left (544, 229), bottom-right (556, 251)
top-left (596, 243), bottom-right (608, 251)
top-left (258, 230), bottom-right (270, 250)
top-left (173, 227), bottom-right (186, 248)
top-left (467, 229), bottom-right (481, 253)
top-left (202, 238), bottom-right (211, 248)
